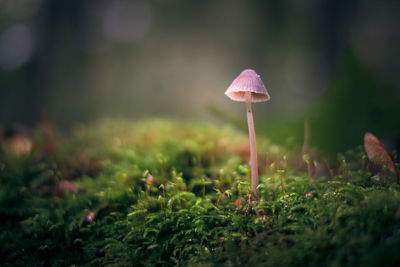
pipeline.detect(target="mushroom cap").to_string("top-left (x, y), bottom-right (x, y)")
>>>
top-left (225, 69), bottom-right (270, 102)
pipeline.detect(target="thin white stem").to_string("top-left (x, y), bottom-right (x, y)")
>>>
top-left (245, 91), bottom-right (259, 200)
top-left (302, 119), bottom-right (310, 155)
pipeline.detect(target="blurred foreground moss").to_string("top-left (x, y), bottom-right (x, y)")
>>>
top-left (0, 119), bottom-right (400, 266)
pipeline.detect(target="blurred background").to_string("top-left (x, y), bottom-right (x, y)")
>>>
top-left (0, 0), bottom-right (399, 155)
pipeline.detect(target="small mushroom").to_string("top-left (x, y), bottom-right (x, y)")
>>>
top-left (225, 69), bottom-right (270, 200)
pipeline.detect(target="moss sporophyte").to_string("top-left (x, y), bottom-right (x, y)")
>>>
top-left (225, 69), bottom-right (270, 201)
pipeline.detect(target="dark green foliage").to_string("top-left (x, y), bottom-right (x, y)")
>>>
top-left (0, 119), bottom-right (399, 266)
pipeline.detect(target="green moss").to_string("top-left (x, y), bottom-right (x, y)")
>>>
top-left (0, 119), bottom-right (399, 266)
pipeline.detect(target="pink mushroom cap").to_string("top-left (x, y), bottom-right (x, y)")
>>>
top-left (225, 69), bottom-right (270, 102)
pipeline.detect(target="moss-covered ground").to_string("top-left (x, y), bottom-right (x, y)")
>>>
top-left (1, 119), bottom-right (400, 266)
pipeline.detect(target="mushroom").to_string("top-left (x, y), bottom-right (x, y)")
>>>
top-left (225, 69), bottom-right (270, 200)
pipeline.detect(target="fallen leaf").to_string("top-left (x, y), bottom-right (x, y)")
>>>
top-left (364, 132), bottom-right (399, 183)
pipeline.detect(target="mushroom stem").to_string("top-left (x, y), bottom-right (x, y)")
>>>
top-left (245, 91), bottom-right (259, 200)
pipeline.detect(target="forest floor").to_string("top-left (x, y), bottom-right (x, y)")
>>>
top-left (1, 119), bottom-right (400, 266)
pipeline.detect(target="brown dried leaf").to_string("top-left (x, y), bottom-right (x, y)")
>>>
top-left (364, 132), bottom-right (399, 182)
